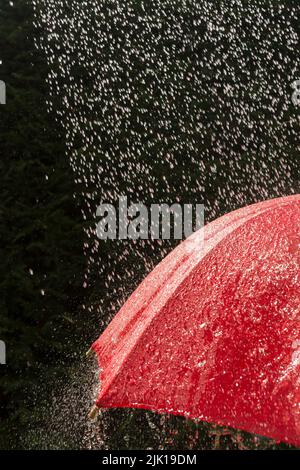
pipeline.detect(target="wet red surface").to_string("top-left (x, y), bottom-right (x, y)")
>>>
top-left (91, 195), bottom-right (300, 446)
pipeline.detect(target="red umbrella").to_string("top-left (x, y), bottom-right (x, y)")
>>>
top-left (88, 195), bottom-right (300, 447)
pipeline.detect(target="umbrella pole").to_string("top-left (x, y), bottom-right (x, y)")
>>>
top-left (88, 405), bottom-right (99, 420)
top-left (86, 347), bottom-right (99, 419)
top-left (86, 347), bottom-right (95, 358)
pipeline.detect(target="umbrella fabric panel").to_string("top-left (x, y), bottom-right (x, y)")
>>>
top-left (92, 195), bottom-right (300, 446)
top-left (92, 195), bottom-right (295, 377)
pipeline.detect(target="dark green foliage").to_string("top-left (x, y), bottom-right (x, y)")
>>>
top-left (0, 0), bottom-right (85, 449)
top-left (0, 0), bottom-right (299, 450)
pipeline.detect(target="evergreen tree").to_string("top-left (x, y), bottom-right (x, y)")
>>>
top-left (0, 0), bottom-right (85, 448)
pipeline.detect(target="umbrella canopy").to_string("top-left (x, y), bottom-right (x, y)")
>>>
top-left (89, 194), bottom-right (300, 446)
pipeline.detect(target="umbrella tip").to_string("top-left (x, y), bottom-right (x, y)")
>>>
top-left (88, 404), bottom-right (99, 420)
top-left (86, 347), bottom-right (95, 358)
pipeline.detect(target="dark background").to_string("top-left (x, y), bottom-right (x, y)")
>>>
top-left (0, 0), bottom-right (299, 449)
